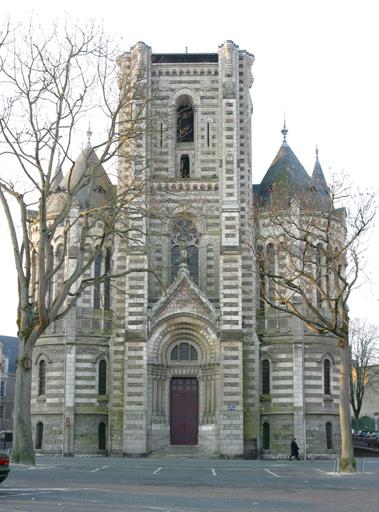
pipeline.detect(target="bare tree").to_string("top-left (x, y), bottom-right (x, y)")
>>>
top-left (0, 19), bottom-right (153, 464)
top-left (350, 318), bottom-right (379, 419)
top-left (254, 177), bottom-right (375, 472)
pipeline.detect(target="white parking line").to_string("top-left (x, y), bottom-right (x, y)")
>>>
top-left (0, 491), bottom-right (52, 498)
top-left (211, 468), bottom-right (216, 476)
top-left (264, 468), bottom-right (280, 478)
top-left (153, 466), bottom-right (162, 474)
top-left (315, 468), bottom-right (326, 473)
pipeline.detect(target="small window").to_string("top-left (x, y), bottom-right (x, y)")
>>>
top-left (267, 243), bottom-right (275, 301)
top-left (262, 359), bottom-right (270, 395)
top-left (0, 380), bottom-right (5, 398)
top-left (262, 422), bottom-right (270, 450)
top-left (98, 360), bottom-right (107, 396)
top-left (94, 253), bottom-right (102, 309)
top-left (35, 422), bottom-right (43, 449)
top-left (98, 422), bottom-right (106, 450)
top-left (324, 359), bottom-right (331, 395)
top-left (170, 343), bottom-right (198, 361)
top-left (316, 244), bottom-right (322, 308)
top-left (326, 422), bottom-right (333, 449)
top-left (180, 154), bottom-right (190, 179)
top-left (38, 360), bottom-right (46, 396)
top-left (104, 248), bottom-right (111, 310)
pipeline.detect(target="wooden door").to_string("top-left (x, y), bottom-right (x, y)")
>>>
top-left (170, 378), bottom-right (198, 445)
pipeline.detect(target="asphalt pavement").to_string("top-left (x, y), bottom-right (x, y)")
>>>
top-left (0, 456), bottom-right (378, 512)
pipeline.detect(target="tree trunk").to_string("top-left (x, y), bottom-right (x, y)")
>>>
top-left (11, 338), bottom-right (35, 465)
top-left (339, 337), bottom-right (355, 472)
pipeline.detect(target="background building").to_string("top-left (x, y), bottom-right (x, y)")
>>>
top-left (0, 336), bottom-right (18, 436)
top-left (30, 41), bottom-right (341, 458)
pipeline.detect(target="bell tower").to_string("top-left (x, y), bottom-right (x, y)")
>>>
top-left (113, 41), bottom-right (256, 456)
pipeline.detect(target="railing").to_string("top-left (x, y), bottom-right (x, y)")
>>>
top-left (256, 309), bottom-right (292, 335)
top-left (76, 307), bottom-right (113, 335)
top-left (44, 307), bottom-right (113, 336)
top-left (353, 436), bottom-right (379, 457)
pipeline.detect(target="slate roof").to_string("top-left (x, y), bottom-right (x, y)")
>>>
top-left (312, 149), bottom-right (329, 195)
top-left (0, 336), bottom-right (19, 374)
top-left (255, 141), bottom-right (314, 205)
top-left (48, 146), bottom-right (115, 215)
top-left (254, 131), bottom-right (331, 209)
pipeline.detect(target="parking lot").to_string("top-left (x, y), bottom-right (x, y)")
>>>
top-left (1, 456), bottom-right (379, 512)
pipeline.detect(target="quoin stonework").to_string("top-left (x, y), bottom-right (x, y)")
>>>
top-left (30, 41), bottom-right (341, 458)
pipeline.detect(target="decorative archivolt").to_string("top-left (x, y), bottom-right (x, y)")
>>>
top-left (34, 351), bottom-right (52, 365)
top-left (170, 87), bottom-right (201, 108)
top-left (149, 317), bottom-right (219, 365)
top-left (319, 351), bottom-right (336, 365)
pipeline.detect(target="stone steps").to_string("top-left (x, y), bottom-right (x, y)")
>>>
top-left (149, 445), bottom-right (218, 459)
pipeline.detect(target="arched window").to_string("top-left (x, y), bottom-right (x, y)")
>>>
top-left (171, 343), bottom-right (198, 361)
top-left (54, 244), bottom-right (64, 302)
top-left (324, 359), bottom-right (331, 395)
top-left (170, 219), bottom-right (199, 283)
top-left (267, 243), bottom-right (275, 301)
top-left (261, 359), bottom-right (270, 395)
top-left (94, 253), bottom-right (102, 309)
top-left (98, 360), bottom-right (107, 396)
top-left (38, 360), bottom-right (46, 396)
top-left (316, 244), bottom-right (322, 308)
top-left (257, 245), bottom-right (265, 313)
top-left (35, 422), bottom-right (43, 449)
top-left (326, 422), bottom-right (333, 449)
top-left (262, 422), bottom-right (270, 450)
top-left (98, 422), bottom-right (106, 450)
top-left (104, 248), bottom-right (111, 310)
top-left (180, 154), bottom-right (190, 178)
top-left (176, 102), bottom-right (194, 142)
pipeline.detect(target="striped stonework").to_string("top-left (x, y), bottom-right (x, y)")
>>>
top-left (30, 41), bottom-right (341, 459)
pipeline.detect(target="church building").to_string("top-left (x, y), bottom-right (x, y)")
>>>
top-left (31, 41), bottom-right (341, 458)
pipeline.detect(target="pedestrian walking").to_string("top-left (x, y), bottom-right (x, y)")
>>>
top-left (289, 438), bottom-right (300, 460)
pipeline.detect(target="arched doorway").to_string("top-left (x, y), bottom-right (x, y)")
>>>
top-left (148, 317), bottom-right (220, 453)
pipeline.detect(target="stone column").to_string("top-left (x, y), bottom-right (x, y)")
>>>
top-left (219, 332), bottom-right (244, 456)
top-left (293, 338), bottom-right (306, 457)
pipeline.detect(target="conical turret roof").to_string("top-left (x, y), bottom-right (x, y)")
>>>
top-left (48, 146), bottom-right (114, 215)
top-left (312, 147), bottom-right (329, 195)
top-left (51, 159), bottom-right (64, 189)
top-left (257, 127), bottom-right (313, 205)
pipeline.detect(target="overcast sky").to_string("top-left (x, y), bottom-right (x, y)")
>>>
top-left (1, 0), bottom-right (379, 336)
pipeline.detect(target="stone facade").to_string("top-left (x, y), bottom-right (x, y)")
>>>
top-left (30, 41), bottom-right (340, 458)
top-left (0, 336), bottom-right (18, 434)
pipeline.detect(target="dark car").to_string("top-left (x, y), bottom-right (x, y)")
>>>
top-left (0, 451), bottom-right (10, 483)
